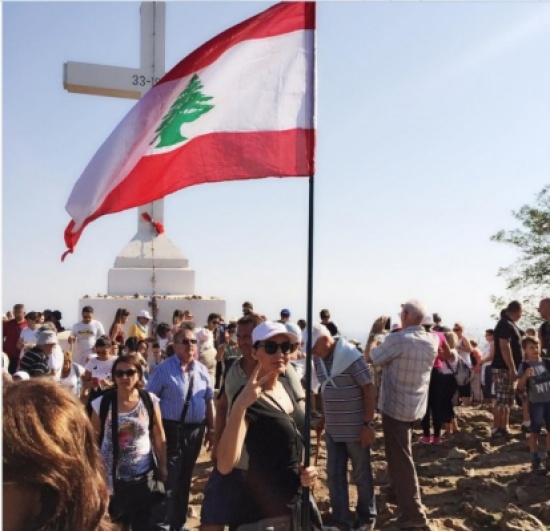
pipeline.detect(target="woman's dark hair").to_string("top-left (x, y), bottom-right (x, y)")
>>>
top-left (125, 336), bottom-right (140, 353)
top-left (172, 309), bottom-right (184, 324)
top-left (111, 354), bottom-right (144, 389)
top-left (3, 379), bottom-right (116, 530)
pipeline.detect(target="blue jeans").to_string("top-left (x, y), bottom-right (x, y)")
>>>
top-left (325, 433), bottom-right (376, 530)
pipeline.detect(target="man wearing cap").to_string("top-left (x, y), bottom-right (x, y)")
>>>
top-left (366, 300), bottom-right (438, 530)
top-left (306, 324), bottom-right (376, 531)
top-left (128, 310), bottom-right (152, 341)
top-left (242, 301), bottom-right (253, 316)
top-left (20, 329), bottom-right (58, 378)
top-left (68, 306), bottom-right (106, 366)
top-left (278, 308), bottom-right (291, 324)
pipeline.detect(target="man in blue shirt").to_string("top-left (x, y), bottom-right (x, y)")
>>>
top-left (147, 322), bottom-right (215, 531)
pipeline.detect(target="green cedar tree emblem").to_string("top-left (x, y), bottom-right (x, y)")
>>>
top-left (151, 74), bottom-right (214, 148)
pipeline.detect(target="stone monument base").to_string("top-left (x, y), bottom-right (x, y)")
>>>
top-left (78, 294), bottom-right (226, 336)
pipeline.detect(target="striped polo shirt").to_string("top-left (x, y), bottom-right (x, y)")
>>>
top-left (315, 339), bottom-right (373, 442)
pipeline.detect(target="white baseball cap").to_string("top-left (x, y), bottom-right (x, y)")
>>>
top-left (252, 321), bottom-right (298, 344)
top-left (138, 310), bottom-right (152, 320)
top-left (302, 323), bottom-right (331, 349)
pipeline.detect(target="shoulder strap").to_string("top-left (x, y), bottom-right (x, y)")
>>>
top-left (445, 360), bottom-right (457, 375)
top-left (179, 373), bottom-right (195, 424)
top-left (138, 389), bottom-right (155, 434)
top-left (99, 389), bottom-right (116, 447)
top-left (111, 391), bottom-right (119, 482)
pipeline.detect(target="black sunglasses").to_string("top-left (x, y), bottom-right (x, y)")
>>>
top-left (177, 339), bottom-right (198, 345)
top-left (257, 341), bottom-right (296, 355)
top-left (114, 369), bottom-right (138, 378)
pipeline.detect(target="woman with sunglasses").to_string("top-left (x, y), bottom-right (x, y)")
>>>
top-left (216, 321), bottom-right (320, 529)
top-left (91, 354), bottom-right (167, 531)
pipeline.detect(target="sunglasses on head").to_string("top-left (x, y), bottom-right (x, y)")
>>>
top-left (114, 369), bottom-right (138, 378)
top-left (178, 339), bottom-right (198, 345)
top-left (257, 341), bottom-right (296, 355)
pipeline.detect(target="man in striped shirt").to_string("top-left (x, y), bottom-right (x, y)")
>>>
top-left (307, 324), bottom-right (376, 531)
top-left (20, 329), bottom-right (58, 377)
top-left (368, 300), bottom-right (438, 530)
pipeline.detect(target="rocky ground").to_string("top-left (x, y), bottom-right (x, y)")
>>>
top-left (185, 405), bottom-right (550, 530)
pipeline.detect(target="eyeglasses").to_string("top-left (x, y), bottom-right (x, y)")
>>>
top-left (114, 369), bottom-right (138, 378)
top-left (257, 341), bottom-right (296, 355)
top-left (177, 339), bottom-right (198, 345)
top-left (453, 328), bottom-right (461, 332)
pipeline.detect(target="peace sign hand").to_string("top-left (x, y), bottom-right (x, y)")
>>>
top-left (233, 363), bottom-right (275, 411)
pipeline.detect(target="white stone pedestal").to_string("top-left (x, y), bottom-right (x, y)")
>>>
top-left (78, 218), bottom-right (226, 334)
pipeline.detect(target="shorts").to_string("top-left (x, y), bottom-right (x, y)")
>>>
top-left (200, 467), bottom-right (246, 526)
top-left (492, 368), bottom-right (515, 407)
top-left (529, 402), bottom-right (550, 433)
top-left (457, 383), bottom-right (471, 399)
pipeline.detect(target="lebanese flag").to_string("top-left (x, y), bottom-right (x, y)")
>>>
top-left (63, 2), bottom-right (315, 260)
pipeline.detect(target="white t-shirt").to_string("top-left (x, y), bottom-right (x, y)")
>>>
top-left (85, 356), bottom-right (116, 385)
top-left (19, 327), bottom-right (39, 357)
top-left (48, 345), bottom-right (64, 380)
top-left (60, 363), bottom-right (84, 396)
top-left (71, 320), bottom-right (105, 365)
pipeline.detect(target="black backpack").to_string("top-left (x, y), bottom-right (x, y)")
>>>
top-left (98, 389), bottom-right (154, 446)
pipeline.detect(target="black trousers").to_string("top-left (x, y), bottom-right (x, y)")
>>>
top-left (163, 420), bottom-right (205, 531)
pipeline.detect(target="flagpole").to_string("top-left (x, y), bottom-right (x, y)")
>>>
top-left (302, 174), bottom-right (315, 529)
top-left (302, 4), bottom-right (317, 528)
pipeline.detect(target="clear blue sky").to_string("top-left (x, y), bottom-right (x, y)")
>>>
top-left (3, 1), bottom-right (550, 342)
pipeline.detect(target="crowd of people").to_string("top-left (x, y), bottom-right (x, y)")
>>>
top-left (3, 297), bottom-right (550, 530)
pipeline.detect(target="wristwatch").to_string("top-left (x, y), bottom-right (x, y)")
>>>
top-left (364, 421), bottom-right (376, 429)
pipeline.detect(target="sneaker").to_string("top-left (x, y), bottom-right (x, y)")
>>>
top-left (432, 436), bottom-right (442, 445)
top-left (419, 435), bottom-right (432, 445)
top-left (532, 459), bottom-right (547, 476)
top-left (353, 524), bottom-right (374, 531)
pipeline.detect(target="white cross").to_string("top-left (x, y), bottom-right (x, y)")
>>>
top-left (63, 2), bottom-right (166, 229)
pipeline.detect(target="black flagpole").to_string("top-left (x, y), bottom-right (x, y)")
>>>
top-left (302, 174), bottom-right (315, 529)
top-left (302, 4), bottom-right (316, 528)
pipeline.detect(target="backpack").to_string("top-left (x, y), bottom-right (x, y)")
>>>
top-left (98, 389), bottom-right (154, 447)
top-left (446, 357), bottom-right (472, 387)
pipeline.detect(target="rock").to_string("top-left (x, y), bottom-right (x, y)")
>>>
top-left (442, 520), bottom-right (471, 531)
top-left (515, 486), bottom-right (530, 504)
top-left (536, 501), bottom-right (550, 522)
top-left (499, 503), bottom-right (546, 530)
top-left (448, 447), bottom-right (468, 459)
top-left (471, 507), bottom-right (497, 525)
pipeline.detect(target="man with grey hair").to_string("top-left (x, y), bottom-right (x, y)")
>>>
top-left (307, 323), bottom-right (376, 531)
top-left (366, 300), bottom-right (438, 530)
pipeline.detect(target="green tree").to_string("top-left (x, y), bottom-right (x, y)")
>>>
top-left (151, 74), bottom-right (214, 149)
top-left (491, 184), bottom-right (550, 324)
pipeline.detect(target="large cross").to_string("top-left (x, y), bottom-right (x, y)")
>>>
top-left (63, 2), bottom-right (166, 230)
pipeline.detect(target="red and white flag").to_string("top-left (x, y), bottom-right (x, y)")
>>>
top-left (63, 2), bottom-right (315, 259)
